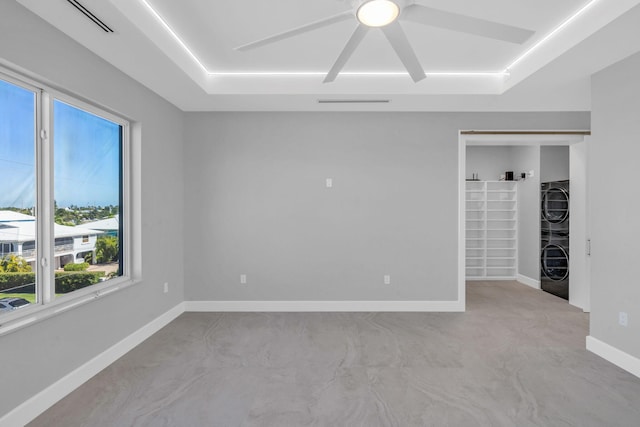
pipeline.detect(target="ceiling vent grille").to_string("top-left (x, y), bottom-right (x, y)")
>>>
top-left (66, 0), bottom-right (114, 33)
top-left (317, 99), bottom-right (390, 104)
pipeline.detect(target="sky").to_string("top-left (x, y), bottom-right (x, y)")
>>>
top-left (0, 79), bottom-right (121, 208)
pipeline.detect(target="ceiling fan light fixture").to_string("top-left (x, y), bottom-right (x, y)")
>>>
top-left (357, 0), bottom-right (400, 28)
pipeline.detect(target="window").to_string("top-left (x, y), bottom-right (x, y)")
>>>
top-left (0, 69), bottom-right (130, 322)
top-left (1, 243), bottom-right (15, 255)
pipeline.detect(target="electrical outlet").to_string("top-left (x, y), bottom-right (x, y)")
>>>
top-left (240, 274), bottom-right (247, 284)
top-left (163, 282), bottom-right (169, 293)
top-left (326, 178), bottom-right (333, 188)
top-left (384, 275), bottom-right (391, 285)
top-left (619, 311), bottom-right (628, 327)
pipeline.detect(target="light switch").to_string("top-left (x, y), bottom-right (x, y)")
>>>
top-left (326, 178), bottom-right (333, 188)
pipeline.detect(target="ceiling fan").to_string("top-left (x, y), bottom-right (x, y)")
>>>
top-left (235, 0), bottom-right (534, 83)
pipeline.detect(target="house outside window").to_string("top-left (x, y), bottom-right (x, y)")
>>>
top-left (0, 68), bottom-right (130, 321)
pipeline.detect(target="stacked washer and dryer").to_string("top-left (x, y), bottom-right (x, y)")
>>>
top-left (541, 180), bottom-right (570, 300)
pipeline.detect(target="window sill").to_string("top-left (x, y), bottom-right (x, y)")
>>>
top-left (0, 276), bottom-right (141, 336)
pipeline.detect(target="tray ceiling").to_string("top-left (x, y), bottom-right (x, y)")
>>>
top-left (14, 0), bottom-right (640, 110)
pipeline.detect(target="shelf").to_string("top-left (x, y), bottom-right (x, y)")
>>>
top-left (466, 181), bottom-right (517, 280)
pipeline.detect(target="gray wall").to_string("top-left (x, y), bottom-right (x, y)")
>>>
top-left (0, 2), bottom-right (184, 418)
top-left (590, 51), bottom-right (640, 358)
top-left (466, 146), bottom-right (511, 181)
top-left (541, 146), bottom-right (570, 182)
top-left (510, 146), bottom-right (541, 281)
top-left (184, 113), bottom-right (589, 302)
top-left (0, 2), bottom-right (595, 418)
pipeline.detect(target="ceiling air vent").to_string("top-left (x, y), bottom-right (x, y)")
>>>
top-left (66, 0), bottom-right (114, 33)
top-left (317, 99), bottom-right (390, 104)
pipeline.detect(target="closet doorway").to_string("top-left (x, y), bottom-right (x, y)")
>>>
top-left (457, 131), bottom-right (591, 312)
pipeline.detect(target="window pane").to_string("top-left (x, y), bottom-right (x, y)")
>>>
top-left (0, 78), bottom-right (37, 312)
top-left (53, 100), bottom-right (122, 296)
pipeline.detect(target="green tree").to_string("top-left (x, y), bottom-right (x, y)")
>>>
top-left (0, 254), bottom-right (33, 273)
top-left (95, 235), bottom-right (119, 263)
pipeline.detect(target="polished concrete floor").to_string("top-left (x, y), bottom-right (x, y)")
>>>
top-left (30, 281), bottom-right (640, 426)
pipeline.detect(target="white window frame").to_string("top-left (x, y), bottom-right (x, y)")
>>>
top-left (0, 67), bottom-right (137, 335)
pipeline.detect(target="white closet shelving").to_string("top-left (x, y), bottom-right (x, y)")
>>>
top-left (465, 180), bottom-right (517, 279)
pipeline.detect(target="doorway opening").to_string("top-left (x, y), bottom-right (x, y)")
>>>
top-left (457, 131), bottom-right (590, 312)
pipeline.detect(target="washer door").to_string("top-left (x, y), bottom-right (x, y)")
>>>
top-left (542, 187), bottom-right (569, 223)
top-left (541, 244), bottom-right (569, 281)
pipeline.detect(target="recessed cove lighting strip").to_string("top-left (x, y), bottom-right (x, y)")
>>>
top-left (139, 0), bottom-right (209, 73)
top-left (505, 0), bottom-right (600, 70)
top-left (137, 0), bottom-right (593, 79)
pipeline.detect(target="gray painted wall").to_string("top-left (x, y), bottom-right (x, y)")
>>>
top-left (541, 146), bottom-right (570, 183)
top-left (510, 146), bottom-right (541, 281)
top-left (466, 146), bottom-right (511, 181)
top-left (184, 113), bottom-right (589, 302)
top-left (0, 2), bottom-right (595, 418)
top-left (0, 2), bottom-right (184, 418)
top-left (590, 51), bottom-right (640, 359)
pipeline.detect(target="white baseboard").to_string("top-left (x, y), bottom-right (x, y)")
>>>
top-left (517, 274), bottom-right (540, 290)
top-left (586, 336), bottom-right (640, 379)
top-left (0, 302), bottom-right (185, 427)
top-left (184, 300), bottom-right (464, 312)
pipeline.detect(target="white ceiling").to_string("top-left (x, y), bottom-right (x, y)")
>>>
top-left (15, 0), bottom-right (640, 111)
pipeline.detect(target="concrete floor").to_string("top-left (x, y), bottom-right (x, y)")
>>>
top-left (30, 281), bottom-right (640, 426)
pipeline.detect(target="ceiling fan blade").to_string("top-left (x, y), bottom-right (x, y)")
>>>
top-left (381, 21), bottom-right (426, 83)
top-left (402, 4), bottom-right (534, 44)
top-left (323, 25), bottom-right (369, 83)
top-left (236, 11), bottom-right (353, 51)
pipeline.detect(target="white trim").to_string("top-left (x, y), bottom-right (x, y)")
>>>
top-left (458, 132), bottom-right (467, 309)
top-left (586, 336), bottom-right (640, 379)
top-left (0, 303), bottom-right (185, 427)
top-left (0, 278), bottom-right (140, 337)
top-left (516, 274), bottom-right (541, 289)
top-left (184, 300), bottom-right (463, 312)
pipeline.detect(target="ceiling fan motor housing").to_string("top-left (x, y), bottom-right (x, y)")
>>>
top-left (353, 0), bottom-right (412, 9)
